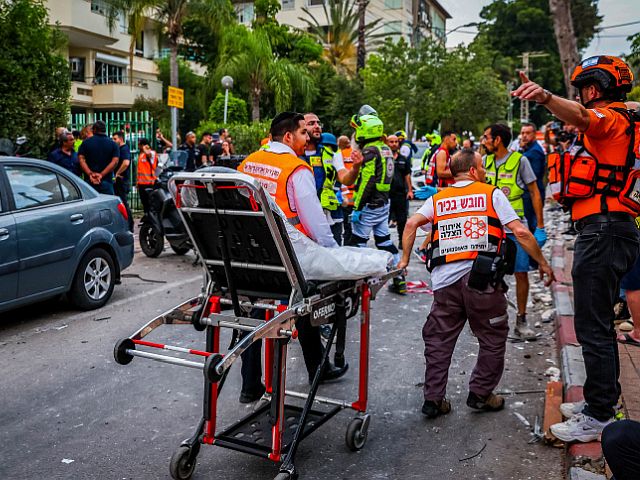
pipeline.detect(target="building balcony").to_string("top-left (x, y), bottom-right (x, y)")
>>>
top-left (47, 0), bottom-right (121, 49)
top-left (70, 76), bottom-right (163, 109)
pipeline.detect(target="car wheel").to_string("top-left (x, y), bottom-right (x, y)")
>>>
top-left (69, 248), bottom-right (116, 310)
top-left (139, 223), bottom-right (164, 258)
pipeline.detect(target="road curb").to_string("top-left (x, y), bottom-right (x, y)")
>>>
top-left (550, 238), bottom-right (606, 478)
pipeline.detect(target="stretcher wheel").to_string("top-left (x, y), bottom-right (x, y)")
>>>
top-left (203, 353), bottom-right (224, 383)
top-left (113, 339), bottom-right (135, 365)
top-left (169, 445), bottom-right (197, 480)
top-left (345, 417), bottom-right (368, 451)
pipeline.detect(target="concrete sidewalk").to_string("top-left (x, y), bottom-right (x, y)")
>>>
top-left (548, 208), bottom-right (640, 480)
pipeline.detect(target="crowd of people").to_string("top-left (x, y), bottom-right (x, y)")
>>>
top-left (41, 54), bottom-right (640, 479)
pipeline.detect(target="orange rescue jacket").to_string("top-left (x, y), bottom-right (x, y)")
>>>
top-left (427, 182), bottom-right (505, 271)
top-left (137, 151), bottom-right (158, 186)
top-left (239, 149), bottom-right (313, 236)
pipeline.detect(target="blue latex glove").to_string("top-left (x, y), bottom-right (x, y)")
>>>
top-left (534, 227), bottom-right (547, 248)
top-left (351, 210), bottom-right (362, 224)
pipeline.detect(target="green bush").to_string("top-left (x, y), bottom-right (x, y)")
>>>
top-left (208, 92), bottom-right (249, 124)
top-left (196, 120), bottom-right (270, 155)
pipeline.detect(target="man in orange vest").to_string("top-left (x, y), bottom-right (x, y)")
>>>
top-left (513, 56), bottom-right (640, 442)
top-left (236, 112), bottom-right (348, 402)
top-left (136, 138), bottom-right (158, 215)
top-left (398, 149), bottom-right (554, 419)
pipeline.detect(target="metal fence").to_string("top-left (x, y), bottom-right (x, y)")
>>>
top-left (69, 111), bottom-right (157, 212)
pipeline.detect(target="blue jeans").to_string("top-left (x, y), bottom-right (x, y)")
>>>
top-left (506, 233), bottom-right (532, 273)
top-left (92, 180), bottom-right (114, 195)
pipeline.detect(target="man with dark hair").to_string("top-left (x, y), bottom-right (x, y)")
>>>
top-left (482, 123), bottom-right (546, 341)
top-left (48, 131), bottom-right (80, 176)
top-left (399, 149), bottom-right (554, 419)
top-left (386, 134), bottom-right (413, 246)
top-left (136, 138), bottom-right (158, 215)
top-left (179, 131), bottom-right (198, 171)
top-left (432, 131), bottom-right (458, 188)
top-left (78, 120), bottom-right (119, 195)
top-left (197, 132), bottom-right (212, 167)
top-left (302, 112), bottom-right (326, 194)
top-left (518, 122), bottom-right (546, 232)
top-left (236, 111), bottom-right (347, 403)
top-left (112, 131), bottom-right (134, 231)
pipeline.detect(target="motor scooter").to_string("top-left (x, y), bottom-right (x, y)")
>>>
top-left (139, 151), bottom-right (192, 258)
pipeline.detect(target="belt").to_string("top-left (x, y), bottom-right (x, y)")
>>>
top-left (365, 202), bottom-right (384, 209)
top-left (575, 212), bottom-right (634, 231)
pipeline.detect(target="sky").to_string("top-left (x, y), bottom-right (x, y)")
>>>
top-left (441, 0), bottom-right (639, 58)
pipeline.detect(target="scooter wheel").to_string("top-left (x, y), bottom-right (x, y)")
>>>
top-left (169, 445), bottom-right (197, 480)
top-left (139, 223), bottom-right (164, 257)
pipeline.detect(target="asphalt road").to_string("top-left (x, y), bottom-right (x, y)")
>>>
top-left (0, 225), bottom-right (561, 480)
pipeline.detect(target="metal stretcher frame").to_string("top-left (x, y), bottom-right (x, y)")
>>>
top-left (113, 170), bottom-right (397, 480)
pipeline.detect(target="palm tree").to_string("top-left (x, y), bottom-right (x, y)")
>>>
top-left (300, 0), bottom-right (382, 76)
top-left (215, 26), bottom-right (315, 122)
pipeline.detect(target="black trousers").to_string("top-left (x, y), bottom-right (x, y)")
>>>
top-left (138, 185), bottom-right (153, 216)
top-left (330, 222), bottom-right (343, 246)
top-left (114, 179), bottom-right (134, 231)
top-left (240, 310), bottom-right (325, 393)
top-left (343, 206), bottom-right (353, 245)
top-left (572, 220), bottom-right (639, 420)
top-left (602, 420), bottom-right (640, 480)
top-left (389, 193), bottom-right (409, 248)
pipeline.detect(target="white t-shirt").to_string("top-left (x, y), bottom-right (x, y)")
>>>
top-left (416, 180), bottom-right (520, 291)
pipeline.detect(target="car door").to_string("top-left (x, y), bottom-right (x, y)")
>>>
top-left (0, 170), bottom-right (18, 304)
top-left (5, 163), bottom-right (89, 298)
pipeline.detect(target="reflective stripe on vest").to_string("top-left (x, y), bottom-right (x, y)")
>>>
top-left (238, 150), bottom-right (313, 236)
top-left (485, 151), bottom-right (525, 217)
top-left (137, 151), bottom-right (158, 185)
top-left (353, 141), bottom-right (394, 210)
top-left (427, 182), bottom-right (505, 272)
top-left (320, 146), bottom-right (339, 211)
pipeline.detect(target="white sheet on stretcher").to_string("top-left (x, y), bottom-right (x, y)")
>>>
top-left (176, 168), bottom-right (394, 281)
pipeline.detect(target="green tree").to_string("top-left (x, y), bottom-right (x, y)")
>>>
top-left (0, 0), bottom-right (70, 158)
top-left (208, 92), bottom-right (248, 124)
top-left (215, 26), bottom-right (315, 122)
top-left (628, 32), bottom-right (640, 68)
top-left (300, 0), bottom-right (382, 77)
top-left (196, 120), bottom-right (270, 154)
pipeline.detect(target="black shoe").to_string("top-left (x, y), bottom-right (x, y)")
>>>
top-left (421, 398), bottom-right (451, 419)
top-left (239, 384), bottom-right (266, 404)
top-left (310, 362), bottom-right (349, 384)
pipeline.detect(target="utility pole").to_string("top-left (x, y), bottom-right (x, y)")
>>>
top-left (506, 81), bottom-right (514, 129)
top-left (356, 0), bottom-right (368, 73)
top-left (519, 51), bottom-right (549, 123)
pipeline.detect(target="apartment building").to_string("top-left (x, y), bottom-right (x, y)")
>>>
top-left (46, 0), bottom-right (164, 116)
top-left (235, 0), bottom-right (451, 47)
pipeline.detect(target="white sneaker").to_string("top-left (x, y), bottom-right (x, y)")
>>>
top-left (550, 413), bottom-right (613, 443)
top-left (560, 400), bottom-right (585, 418)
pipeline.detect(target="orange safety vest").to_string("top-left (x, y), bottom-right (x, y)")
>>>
top-left (238, 149), bottom-right (313, 236)
top-left (341, 147), bottom-right (355, 206)
top-left (569, 105), bottom-right (640, 220)
top-left (427, 182), bottom-right (505, 272)
top-left (137, 151), bottom-right (158, 186)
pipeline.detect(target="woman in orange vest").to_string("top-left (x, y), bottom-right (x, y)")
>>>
top-left (136, 138), bottom-right (158, 215)
top-left (514, 56), bottom-right (640, 442)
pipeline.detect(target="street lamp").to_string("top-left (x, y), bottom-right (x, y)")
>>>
top-left (221, 76), bottom-right (234, 124)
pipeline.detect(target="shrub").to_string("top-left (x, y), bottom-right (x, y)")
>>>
top-left (208, 92), bottom-right (249, 124)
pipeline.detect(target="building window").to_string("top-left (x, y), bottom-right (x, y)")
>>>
top-left (383, 20), bottom-right (402, 39)
top-left (90, 0), bottom-right (109, 16)
top-left (94, 61), bottom-right (126, 85)
top-left (135, 31), bottom-right (144, 57)
top-left (70, 57), bottom-right (86, 83)
top-left (384, 0), bottom-right (402, 9)
top-left (235, 3), bottom-right (254, 25)
top-left (307, 0), bottom-right (324, 6)
top-left (282, 0), bottom-right (295, 10)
